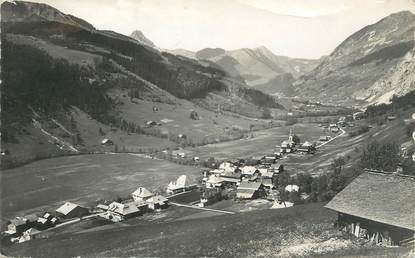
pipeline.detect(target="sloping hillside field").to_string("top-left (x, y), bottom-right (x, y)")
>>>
top-left (1, 154), bottom-right (201, 219)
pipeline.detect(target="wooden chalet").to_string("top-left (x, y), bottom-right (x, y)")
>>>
top-left (236, 182), bottom-right (265, 199)
top-left (325, 170), bottom-right (415, 246)
top-left (107, 201), bottom-right (142, 221)
top-left (132, 187), bottom-right (153, 202)
top-left (55, 202), bottom-right (89, 220)
top-left (6, 216), bottom-right (37, 235)
top-left (297, 141), bottom-right (316, 154)
top-left (146, 195), bottom-right (169, 210)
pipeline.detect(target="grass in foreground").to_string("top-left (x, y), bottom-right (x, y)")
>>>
top-left (0, 203), bottom-right (362, 257)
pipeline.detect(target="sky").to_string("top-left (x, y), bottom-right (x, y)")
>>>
top-left (35, 0), bottom-right (415, 59)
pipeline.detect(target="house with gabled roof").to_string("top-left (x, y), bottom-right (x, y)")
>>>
top-left (132, 187), bottom-right (153, 202)
top-left (219, 161), bottom-right (236, 173)
top-left (236, 181), bottom-right (265, 199)
top-left (325, 170), bottom-right (415, 246)
top-left (167, 175), bottom-right (190, 194)
top-left (56, 202), bottom-right (89, 219)
top-left (146, 195), bottom-right (169, 210)
top-left (240, 166), bottom-right (258, 177)
top-left (206, 175), bottom-right (225, 189)
top-left (107, 201), bottom-right (141, 221)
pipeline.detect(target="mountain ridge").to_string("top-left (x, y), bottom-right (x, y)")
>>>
top-left (293, 10), bottom-right (415, 105)
top-left (1, 0), bottom-right (288, 168)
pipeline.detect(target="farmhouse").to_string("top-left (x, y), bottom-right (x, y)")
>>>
top-left (107, 201), bottom-right (142, 221)
top-left (101, 138), bottom-right (113, 146)
top-left (326, 170), bottom-right (415, 246)
top-left (236, 182), bottom-right (265, 199)
top-left (297, 141), bottom-right (316, 154)
top-left (206, 175), bottom-right (225, 189)
top-left (319, 136), bottom-right (330, 141)
top-left (285, 184), bottom-right (299, 192)
top-left (6, 217), bottom-right (35, 235)
top-left (132, 187), bottom-right (153, 202)
top-left (220, 171), bottom-right (241, 185)
top-left (55, 202), bottom-right (89, 219)
top-left (219, 161), bottom-right (236, 173)
top-left (167, 175), bottom-right (192, 194)
top-left (146, 195), bottom-right (169, 210)
top-left (240, 166), bottom-right (258, 177)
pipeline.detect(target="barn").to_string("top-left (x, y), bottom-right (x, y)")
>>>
top-left (55, 202), bottom-right (89, 220)
top-left (236, 182), bottom-right (265, 199)
top-left (325, 170), bottom-right (415, 246)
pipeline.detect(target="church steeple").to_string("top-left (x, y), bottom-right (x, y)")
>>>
top-left (288, 128), bottom-right (293, 141)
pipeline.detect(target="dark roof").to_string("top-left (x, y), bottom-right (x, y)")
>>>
top-left (325, 171), bottom-right (415, 230)
top-left (10, 218), bottom-right (27, 227)
top-left (238, 181), bottom-right (262, 190)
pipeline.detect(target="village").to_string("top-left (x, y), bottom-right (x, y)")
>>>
top-left (1, 116), bottom-right (349, 244)
top-left (1, 112), bottom-right (414, 250)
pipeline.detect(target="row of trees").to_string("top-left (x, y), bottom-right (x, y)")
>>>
top-left (279, 138), bottom-right (415, 205)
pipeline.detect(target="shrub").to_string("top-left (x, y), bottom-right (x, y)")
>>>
top-left (348, 125), bottom-right (369, 137)
top-left (285, 117), bottom-right (298, 126)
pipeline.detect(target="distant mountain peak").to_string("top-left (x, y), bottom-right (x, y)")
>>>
top-left (130, 30), bottom-right (155, 48)
top-left (254, 45), bottom-right (271, 52)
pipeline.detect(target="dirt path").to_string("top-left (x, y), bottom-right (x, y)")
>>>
top-left (170, 202), bottom-right (236, 215)
top-left (316, 128), bottom-right (346, 149)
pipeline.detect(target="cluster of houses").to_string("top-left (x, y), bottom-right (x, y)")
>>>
top-left (97, 187), bottom-right (170, 222)
top-left (3, 202), bottom-right (89, 243)
top-left (199, 157), bottom-right (285, 206)
top-left (3, 173), bottom-right (201, 244)
top-left (2, 186), bottom-right (174, 244)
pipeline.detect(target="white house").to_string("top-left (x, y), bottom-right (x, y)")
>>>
top-left (219, 162), bottom-right (235, 173)
top-left (206, 175), bottom-right (225, 189)
top-left (132, 187), bottom-right (153, 202)
top-left (107, 201), bottom-right (141, 221)
top-left (285, 184), bottom-right (299, 192)
top-left (146, 195), bottom-right (169, 210)
top-left (167, 175), bottom-right (189, 194)
top-left (240, 166), bottom-right (258, 176)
